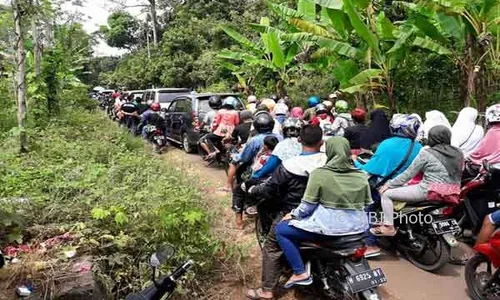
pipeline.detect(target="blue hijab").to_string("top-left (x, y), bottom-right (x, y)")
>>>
top-left (355, 136), bottom-right (422, 177)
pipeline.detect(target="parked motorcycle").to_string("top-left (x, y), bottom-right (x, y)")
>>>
top-left (465, 229), bottom-right (500, 300)
top-left (451, 161), bottom-right (500, 246)
top-left (376, 201), bottom-right (460, 272)
top-left (145, 125), bottom-right (167, 154)
top-left (125, 245), bottom-right (193, 300)
top-left (198, 132), bottom-right (234, 174)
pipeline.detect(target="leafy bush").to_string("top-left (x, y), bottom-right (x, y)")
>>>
top-left (0, 108), bottom-right (218, 298)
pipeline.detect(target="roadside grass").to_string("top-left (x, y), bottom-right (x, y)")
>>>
top-left (0, 108), bottom-right (238, 298)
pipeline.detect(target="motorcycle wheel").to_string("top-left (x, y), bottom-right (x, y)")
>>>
top-left (401, 234), bottom-right (450, 272)
top-left (466, 253), bottom-right (500, 300)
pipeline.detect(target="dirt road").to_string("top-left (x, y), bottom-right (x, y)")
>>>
top-left (164, 147), bottom-right (472, 300)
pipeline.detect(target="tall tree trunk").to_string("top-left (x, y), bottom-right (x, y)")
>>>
top-left (149, 0), bottom-right (158, 45)
top-left (13, 0), bottom-right (28, 153)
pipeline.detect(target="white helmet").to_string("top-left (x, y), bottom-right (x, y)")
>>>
top-left (486, 104), bottom-right (500, 124)
top-left (248, 95), bottom-right (257, 103)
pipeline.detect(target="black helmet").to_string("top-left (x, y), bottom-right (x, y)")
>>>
top-left (253, 112), bottom-right (275, 134)
top-left (255, 104), bottom-right (270, 113)
top-left (208, 95), bottom-right (222, 109)
top-left (270, 95), bottom-right (279, 102)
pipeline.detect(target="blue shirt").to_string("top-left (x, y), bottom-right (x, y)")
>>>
top-left (233, 133), bottom-right (283, 165)
top-left (355, 136), bottom-right (422, 177)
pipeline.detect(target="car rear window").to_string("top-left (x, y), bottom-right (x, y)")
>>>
top-left (159, 92), bottom-right (187, 103)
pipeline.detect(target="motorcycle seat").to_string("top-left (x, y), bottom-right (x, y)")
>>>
top-left (300, 233), bottom-right (365, 250)
top-left (405, 201), bottom-right (446, 207)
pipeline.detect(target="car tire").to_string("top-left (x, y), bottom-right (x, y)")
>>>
top-left (182, 133), bottom-right (195, 153)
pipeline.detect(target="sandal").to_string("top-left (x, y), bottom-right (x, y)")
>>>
top-left (245, 288), bottom-right (273, 300)
top-left (284, 275), bottom-right (313, 289)
top-left (218, 186), bottom-right (232, 193)
top-left (370, 226), bottom-right (397, 237)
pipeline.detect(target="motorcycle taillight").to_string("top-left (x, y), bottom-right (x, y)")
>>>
top-left (351, 247), bottom-right (367, 261)
top-left (156, 128), bottom-right (162, 135)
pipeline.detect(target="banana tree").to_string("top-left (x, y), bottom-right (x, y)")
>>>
top-left (268, 0), bottom-right (419, 111)
top-left (400, 0), bottom-right (499, 109)
top-left (217, 17), bottom-right (299, 96)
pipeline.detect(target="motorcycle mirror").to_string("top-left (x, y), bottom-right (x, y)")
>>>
top-left (150, 245), bottom-right (175, 268)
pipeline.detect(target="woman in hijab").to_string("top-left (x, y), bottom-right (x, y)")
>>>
top-left (275, 137), bottom-right (372, 288)
top-left (423, 110), bottom-right (451, 139)
top-left (360, 109), bottom-right (391, 150)
top-left (451, 107), bottom-right (484, 156)
top-left (372, 125), bottom-right (464, 236)
top-left (467, 104), bottom-right (500, 169)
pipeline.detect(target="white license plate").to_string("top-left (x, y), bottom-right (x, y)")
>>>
top-left (347, 268), bottom-right (387, 293)
top-left (432, 219), bottom-right (460, 235)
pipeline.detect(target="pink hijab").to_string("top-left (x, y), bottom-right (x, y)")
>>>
top-left (468, 124), bottom-right (500, 165)
top-left (290, 107), bottom-right (304, 119)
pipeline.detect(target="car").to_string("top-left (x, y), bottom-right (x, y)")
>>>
top-left (142, 88), bottom-right (191, 109)
top-left (124, 90), bottom-right (145, 100)
top-left (163, 93), bottom-right (244, 153)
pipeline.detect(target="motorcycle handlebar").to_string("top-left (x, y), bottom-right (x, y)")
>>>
top-left (125, 260), bottom-right (194, 300)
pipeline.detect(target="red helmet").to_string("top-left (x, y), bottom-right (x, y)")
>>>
top-left (150, 102), bottom-right (161, 111)
top-left (351, 108), bottom-right (366, 123)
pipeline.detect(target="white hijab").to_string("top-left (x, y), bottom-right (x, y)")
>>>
top-left (423, 110), bottom-right (452, 138)
top-left (451, 107), bottom-right (484, 156)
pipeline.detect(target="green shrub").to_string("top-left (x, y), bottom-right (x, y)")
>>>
top-left (0, 108), bottom-right (218, 298)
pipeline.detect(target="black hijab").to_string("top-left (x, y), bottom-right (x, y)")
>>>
top-left (360, 109), bottom-right (391, 149)
top-left (427, 125), bottom-right (464, 181)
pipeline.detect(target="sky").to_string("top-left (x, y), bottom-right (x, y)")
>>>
top-left (61, 0), bottom-right (145, 57)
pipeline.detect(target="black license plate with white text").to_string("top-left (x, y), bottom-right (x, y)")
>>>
top-left (432, 219), bottom-right (460, 235)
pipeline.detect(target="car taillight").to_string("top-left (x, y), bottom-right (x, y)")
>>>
top-left (351, 247), bottom-right (367, 261)
top-left (192, 111), bottom-right (200, 130)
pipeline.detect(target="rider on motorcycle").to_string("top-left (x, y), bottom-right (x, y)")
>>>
top-left (273, 100), bottom-right (289, 125)
top-left (356, 114), bottom-right (423, 257)
top-left (120, 96), bottom-right (140, 132)
top-left (329, 100), bottom-right (353, 137)
top-left (303, 96), bottom-right (320, 122)
top-left (276, 137), bottom-right (371, 288)
top-left (204, 97), bottom-right (240, 160)
top-left (199, 96), bottom-right (222, 155)
top-left (247, 95), bottom-right (258, 113)
top-left (251, 118), bottom-right (303, 180)
top-left (244, 125), bottom-right (326, 299)
top-left (139, 103), bottom-right (165, 139)
top-left (372, 125), bottom-right (463, 237)
top-left (231, 112), bottom-right (282, 229)
top-left (344, 108), bottom-right (368, 155)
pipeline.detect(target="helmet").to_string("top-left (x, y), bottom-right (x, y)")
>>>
top-left (248, 95), bottom-right (257, 104)
top-left (240, 110), bottom-right (254, 121)
top-left (150, 102), bottom-right (161, 112)
top-left (290, 107), bottom-right (304, 119)
top-left (351, 108), bottom-right (367, 123)
top-left (256, 104), bottom-right (270, 113)
top-left (390, 114), bottom-right (422, 139)
top-left (208, 95), bottom-right (222, 109)
top-left (270, 95), bottom-right (279, 102)
top-left (274, 102), bottom-right (289, 115)
top-left (322, 100), bottom-right (333, 111)
top-left (261, 98), bottom-right (276, 111)
top-left (486, 104), bottom-right (500, 124)
top-left (307, 96), bottom-right (320, 108)
top-left (335, 100), bottom-right (349, 113)
top-left (222, 96), bottom-right (238, 108)
top-left (328, 93), bottom-right (338, 100)
top-left (315, 103), bottom-right (328, 115)
top-left (282, 118), bottom-right (303, 138)
top-left (253, 112), bottom-right (275, 134)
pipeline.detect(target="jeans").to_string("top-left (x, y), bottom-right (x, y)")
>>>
top-left (275, 220), bottom-right (331, 275)
top-left (365, 187), bottom-right (381, 247)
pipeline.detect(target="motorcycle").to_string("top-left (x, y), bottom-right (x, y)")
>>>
top-left (465, 229), bottom-right (500, 300)
top-left (125, 245), bottom-right (193, 300)
top-left (451, 161), bottom-right (500, 246)
top-left (375, 200), bottom-right (460, 272)
top-left (198, 132), bottom-right (235, 174)
top-left (145, 125), bottom-right (167, 154)
top-left (255, 211), bottom-right (385, 300)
